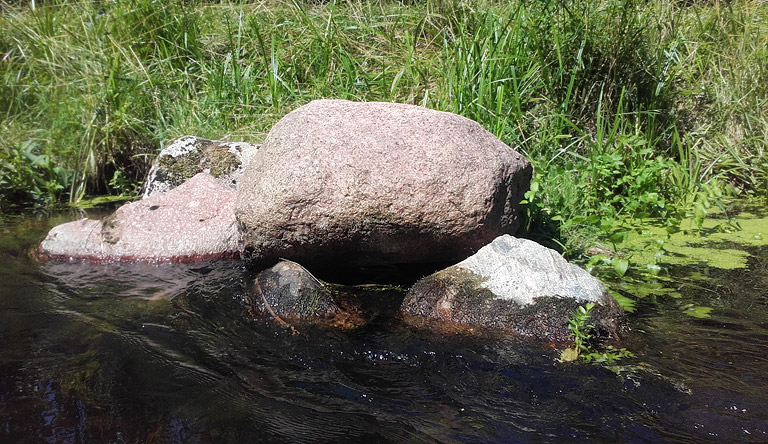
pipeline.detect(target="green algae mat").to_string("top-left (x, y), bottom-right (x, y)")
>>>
top-left (587, 209), bottom-right (768, 318)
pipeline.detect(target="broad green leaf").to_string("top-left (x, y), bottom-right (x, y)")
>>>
top-left (609, 291), bottom-right (636, 313)
top-left (613, 258), bottom-right (629, 276)
top-left (682, 305), bottom-right (713, 319)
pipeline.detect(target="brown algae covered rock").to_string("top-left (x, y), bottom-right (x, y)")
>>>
top-left (401, 235), bottom-right (624, 342)
top-left (248, 260), bottom-right (389, 330)
top-left (251, 260), bottom-right (338, 320)
top-left (37, 172), bottom-right (240, 262)
top-left (235, 99), bottom-right (533, 270)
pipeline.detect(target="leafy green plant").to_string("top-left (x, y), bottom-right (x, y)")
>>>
top-left (559, 302), bottom-right (595, 362)
top-left (107, 169), bottom-right (140, 197)
top-left (560, 302), bottom-right (635, 364)
top-left (1, 140), bottom-right (72, 209)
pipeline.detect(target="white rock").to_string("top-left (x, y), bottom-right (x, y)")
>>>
top-left (455, 235), bottom-right (608, 306)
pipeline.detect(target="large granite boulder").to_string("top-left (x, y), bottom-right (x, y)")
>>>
top-left (143, 136), bottom-right (259, 198)
top-left (235, 99), bottom-right (533, 270)
top-left (37, 173), bottom-right (239, 262)
top-left (401, 235), bottom-right (624, 341)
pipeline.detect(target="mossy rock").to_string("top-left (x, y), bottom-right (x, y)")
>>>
top-left (143, 136), bottom-right (259, 198)
top-left (247, 260), bottom-right (407, 331)
top-left (401, 235), bottom-right (625, 342)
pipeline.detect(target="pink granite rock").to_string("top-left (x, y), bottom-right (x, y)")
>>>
top-left (37, 172), bottom-right (239, 262)
top-left (235, 99), bottom-right (533, 269)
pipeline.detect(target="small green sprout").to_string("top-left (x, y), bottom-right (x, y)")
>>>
top-left (560, 302), bottom-right (635, 363)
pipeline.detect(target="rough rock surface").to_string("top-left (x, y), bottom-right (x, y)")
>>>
top-left (401, 235), bottom-right (623, 341)
top-left (37, 173), bottom-right (239, 262)
top-left (236, 99), bottom-right (533, 269)
top-left (143, 136), bottom-right (259, 198)
top-left (252, 260), bottom-right (337, 319)
top-left (249, 260), bottom-right (370, 329)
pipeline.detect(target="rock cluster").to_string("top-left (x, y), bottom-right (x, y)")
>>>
top-left (36, 100), bottom-right (623, 341)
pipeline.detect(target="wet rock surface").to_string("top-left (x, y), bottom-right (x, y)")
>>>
top-left (401, 235), bottom-right (624, 341)
top-left (235, 99), bottom-right (533, 270)
top-left (143, 136), bottom-right (259, 198)
top-left (37, 173), bottom-right (239, 262)
top-left (251, 260), bottom-right (338, 320)
top-left (248, 260), bottom-right (405, 330)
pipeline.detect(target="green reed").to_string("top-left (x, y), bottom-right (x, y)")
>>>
top-left (1, 0), bottom-right (766, 254)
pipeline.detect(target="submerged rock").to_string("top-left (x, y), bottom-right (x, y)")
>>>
top-left (251, 260), bottom-right (337, 320)
top-left (249, 260), bottom-right (369, 329)
top-left (143, 136), bottom-right (259, 198)
top-left (401, 235), bottom-right (623, 341)
top-left (236, 99), bottom-right (532, 270)
top-left (37, 173), bottom-right (239, 262)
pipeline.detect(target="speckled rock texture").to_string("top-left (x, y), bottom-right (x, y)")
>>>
top-left (235, 99), bottom-right (533, 269)
top-left (401, 235), bottom-right (624, 341)
top-left (251, 261), bottom-right (338, 320)
top-left (37, 173), bottom-right (239, 262)
top-left (248, 260), bottom-right (406, 330)
top-left (143, 136), bottom-right (260, 198)
top-left (249, 260), bottom-right (379, 330)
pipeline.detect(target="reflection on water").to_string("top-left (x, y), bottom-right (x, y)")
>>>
top-left (1, 213), bottom-right (767, 443)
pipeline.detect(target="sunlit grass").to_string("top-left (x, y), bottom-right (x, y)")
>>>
top-left (1, 0), bottom-right (766, 249)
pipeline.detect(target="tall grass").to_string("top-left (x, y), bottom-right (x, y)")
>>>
top-left (1, 0), bottom-right (766, 245)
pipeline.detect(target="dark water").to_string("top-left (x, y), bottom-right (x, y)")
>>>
top-left (1, 213), bottom-right (767, 444)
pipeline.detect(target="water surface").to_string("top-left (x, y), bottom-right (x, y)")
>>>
top-left (1, 212), bottom-right (767, 443)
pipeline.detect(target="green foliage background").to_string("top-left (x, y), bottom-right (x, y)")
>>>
top-left (1, 0), bottom-right (766, 245)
